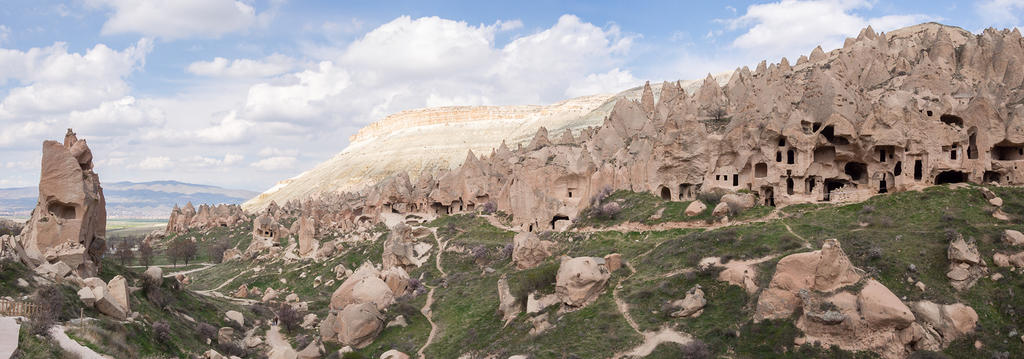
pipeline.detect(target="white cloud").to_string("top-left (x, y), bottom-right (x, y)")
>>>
top-left (250, 156), bottom-right (296, 171)
top-left (137, 156), bottom-right (171, 170)
top-left (87, 0), bottom-right (263, 40)
top-left (726, 0), bottom-right (933, 61)
top-left (0, 25), bottom-right (9, 45)
top-left (0, 39), bottom-right (151, 117)
top-left (67, 96), bottom-right (165, 134)
top-left (187, 54), bottom-right (295, 77)
top-left (258, 147), bottom-right (298, 157)
top-left (977, 0), bottom-right (1024, 27)
top-left (566, 68), bottom-right (641, 98)
top-left (243, 61), bottom-right (351, 121)
top-left (223, 153), bottom-right (244, 165)
top-left (194, 111), bottom-right (253, 144)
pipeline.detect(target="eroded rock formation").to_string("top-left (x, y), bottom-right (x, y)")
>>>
top-left (17, 129), bottom-right (106, 278)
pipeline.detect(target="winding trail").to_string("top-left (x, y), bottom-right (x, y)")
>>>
top-left (266, 325), bottom-right (297, 358)
top-left (417, 287), bottom-right (438, 359)
top-left (573, 209), bottom-right (783, 233)
top-left (482, 214), bottom-right (518, 232)
top-left (162, 263), bottom-right (215, 278)
top-left (49, 325), bottom-right (112, 359)
top-left (783, 221), bottom-right (812, 248)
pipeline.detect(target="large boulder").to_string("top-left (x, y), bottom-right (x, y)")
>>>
top-left (857, 279), bottom-right (914, 329)
top-left (297, 217), bottom-right (318, 257)
top-left (334, 303), bottom-right (385, 348)
top-left (721, 193), bottom-right (756, 210)
top-left (380, 267), bottom-right (410, 297)
top-left (668, 285), bottom-right (706, 318)
top-left (143, 266), bottom-right (163, 284)
top-left (555, 256), bottom-right (610, 307)
top-left (17, 129), bottom-right (106, 278)
top-left (512, 232), bottom-right (555, 270)
top-left (497, 274), bottom-right (518, 322)
top-left (225, 310), bottom-right (244, 327)
top-left (330, 263), bottom-right (395, 311)
top-left (755, 239), bottom-right (863, 320)
top-left (107, 275), bottom-right (130, 313)
top-left (1003, 229), bottom-right (1024, 246)
top-left (911, 301), bottom-right (979, 343)
top-left (684, 200), bottom-right (706, 216)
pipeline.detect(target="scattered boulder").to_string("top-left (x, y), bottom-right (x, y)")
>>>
top-left (380, 349), bottom-right (410, 359)
top-left (143, 266), bottom-right (163, 284)
top-left (668, 285), bottom-right (706, 318)
top-left (330, 263), bottom-right (395, 311)
top-left (218, 327), bottom-right (234, 345)
top-left (512, 232), bottom-right (555, 270)
top-left (234, 284), bottom-right (249, 298)
top-left (946, 233), bottom-right (987, 291)
top-left (222, 248), bottom-right (242, 263)
top-left (380, 267), bottom-right (410, 297)
top-left (857, 280), bottom-right (914, 329)
top-left (1003, 229), bottom-right (1024, 246)
top-left (721, 193), bottom-right (756, 211)
top-left (334, 303), bottom-right (385, 348)
top-left (497, 274), bottom-right (519, 322)
top-left (555, 256), bottom-right (610, 307)
top-left (225, 310), bottom-right (244, 327)
top-left (711, 202), bottom-right (729, 217)
top-left (684, 201), bottom-right (706, 216)
top-left (603, 253), bottom-right (623, 272)
top-left (911, 301), bottom-right (978, 343)
top-left (386, 315), bottom-right (407, 328)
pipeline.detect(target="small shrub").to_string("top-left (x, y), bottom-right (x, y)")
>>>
top-left (218, 342), bottom-right (246, 357)
top-left (859, 205), bottom-right (875, 214)
top-left (501, 244), bottom-right (514, 259)
top-left (196, 322), bottom-right (217, 342)
top-left (28, 285), bottom-right (63, 336)
top-left (276, 303), bottom-right (302, 333)
top-left (598, 202), bottom-right (622, 219)
top-left (152, 321), bottom-right (171, 343)
top-left (250, 304), bottom-right (274, 318)
top-left (679, 339), bottom-right (711, 359)
top-left (512, 263), bottom-right (559, 305)
top-left (696, 191), bottom-right (724, 205)
top-left (471, 245), bottom-right (489, 264)
top-left (481, 201), bottom-right (497, 214)
top-left (867, 246), bottom-right (883, 260)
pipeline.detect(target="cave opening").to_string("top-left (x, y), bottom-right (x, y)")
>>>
top-left (660, 187), bottom-right (671, 200)
top-left (935, 171), bottom-right (968, 184)
top-left (914, 160), bottom-right (923, 180)
top-left (755, 163), bottom-right (768, 178)
top-left (844, 162), bottom-right (868, 182)
top-left (940, 114), bottom-right (963, 128)
top-left (550, 215), bottom-right (570, 230)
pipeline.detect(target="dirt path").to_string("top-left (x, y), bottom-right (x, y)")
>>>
top-left (417, 287), bottom-right (438, 359)
top-left (266, 325), bottom-right (297, 358)
top-left (128, 262), bottom-right (214, 269)
top-left (482, 214), bottom-right (518, 232)
top-left (612, 262), bottom-right (642, 334)
top-left (573, 209), bottom-right (782, 233)
top-left (163, 263), bottom-right (215, 278)
top-left (614, 327), bottom-right (694, 358)
top-left (49, 325), bottom-right (112, 359)
top-left (782, 222), bottom-right (811, 248)
top-left (433, 229), bottom-right (447, 278)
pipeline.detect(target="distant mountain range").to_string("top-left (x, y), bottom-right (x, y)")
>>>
top-left (0, 180), bottom-right (258, 219)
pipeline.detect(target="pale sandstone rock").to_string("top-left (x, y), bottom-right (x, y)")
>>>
top-left (18, 129), bottom-right (106, 278)
top-left (989, 197), bottom-right (1004, 207)
top-left (555, 256), bottom-right (610, 307)
top-left (218, 327), bottom-right (234, 345)
top-left (381, 267), bottom-right (410, 297)
top-left (603, 253), bottom-right (623, 272)
top-left (1003, 229), bottom-right (1024, 246)
top-left (711, 202), bottom-right (729, 217)
top-left (143, 266), bottom-right (163, 284)
top-left (682, 200), bottom-right (705, 216)
top-left (669, 285), bottom-right (707, 318)
top-left (107, 275), bottom-right (130, 313)
top-left (857, 279), bottom-right (914, 329)
top-left (330, 263), bottom-right (395, 311)
top-left (380, 349), bottom-right (410, 359)
top-left (334, 303), bottom-right (385, 348)
top-left (512, 232), bottom-right (555, 270)
top-left (497, 274), bottom-right (518, 322)
top-left (225, 310), bottom-right (244, 327)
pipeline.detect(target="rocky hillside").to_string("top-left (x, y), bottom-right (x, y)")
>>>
top-left (242, 73), bottom-right (733, 211)
top-left (0, 180), bottom-right (258, 219)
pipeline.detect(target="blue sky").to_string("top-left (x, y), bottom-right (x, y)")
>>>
top-left (0, 0), bottom-right (1021, 192)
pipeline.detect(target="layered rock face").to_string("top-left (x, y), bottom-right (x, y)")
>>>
top-left (17, 129), bottom-right (106, 277)
top-left (166, 202), bottom-right (246, 233)
top-left (239, 24), bottom-right (1024, 234)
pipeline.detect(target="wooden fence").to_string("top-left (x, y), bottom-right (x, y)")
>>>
top-left (0, 299), bottom-right (41, 317)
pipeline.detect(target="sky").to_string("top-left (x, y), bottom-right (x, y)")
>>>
top-left (0, 0), bottom-right (1021, 192)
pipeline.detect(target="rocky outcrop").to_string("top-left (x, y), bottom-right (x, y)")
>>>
top-left (381, 223), bottom-right (430, 270)
top-left (16, 129), bottom-right (106, 278)
top-left (946, 232), bottom-right (986, 291)
top-left (555, 256), bottom-right (610, 308)
top-left (166, 203), bottom-right (245, 234)
top-left (497, 274), bottom-right (519, 323)
top-left (80, 276), bottom-right (129, 320)
top-left (757, 238), bottom-right (976, 358)
top-left (512, 232), bottom-right (555, 270)
top-left (333, 302), bottom-right (385, 348)
top-left (668, 285), bottom-right (706, 318)
top-left (330, 263), bottom-right (395, 311)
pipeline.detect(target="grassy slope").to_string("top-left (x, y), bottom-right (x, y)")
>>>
top-left (175, 185), bottom-right (1024, 358)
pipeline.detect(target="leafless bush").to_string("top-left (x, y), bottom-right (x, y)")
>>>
top-left (196, 322), bottom-right (217, 342)
top-left (597, 202), bottom-right (622, 219)
top-left (152, 321), bottom-right (171, 343)
top-left (589, 186), bottom-right (614, 207)
top-left (501, 243), bottom-right (514, 259)
top-left (28, 285), bottom-right (63, 336)
top-left (276, 303), bottom-right (301, 333)
top-left (679, 339), bottom-right (711, 359)
top-left (481, 201), bottom-right (497, 214)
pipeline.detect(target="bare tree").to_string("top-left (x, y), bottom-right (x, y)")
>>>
top-left (115, 239), bottom-right (134, 266)
top-left (139, 242), bottom-right (154, 267)
top-left (708, 104), bottom-right (728, 121)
